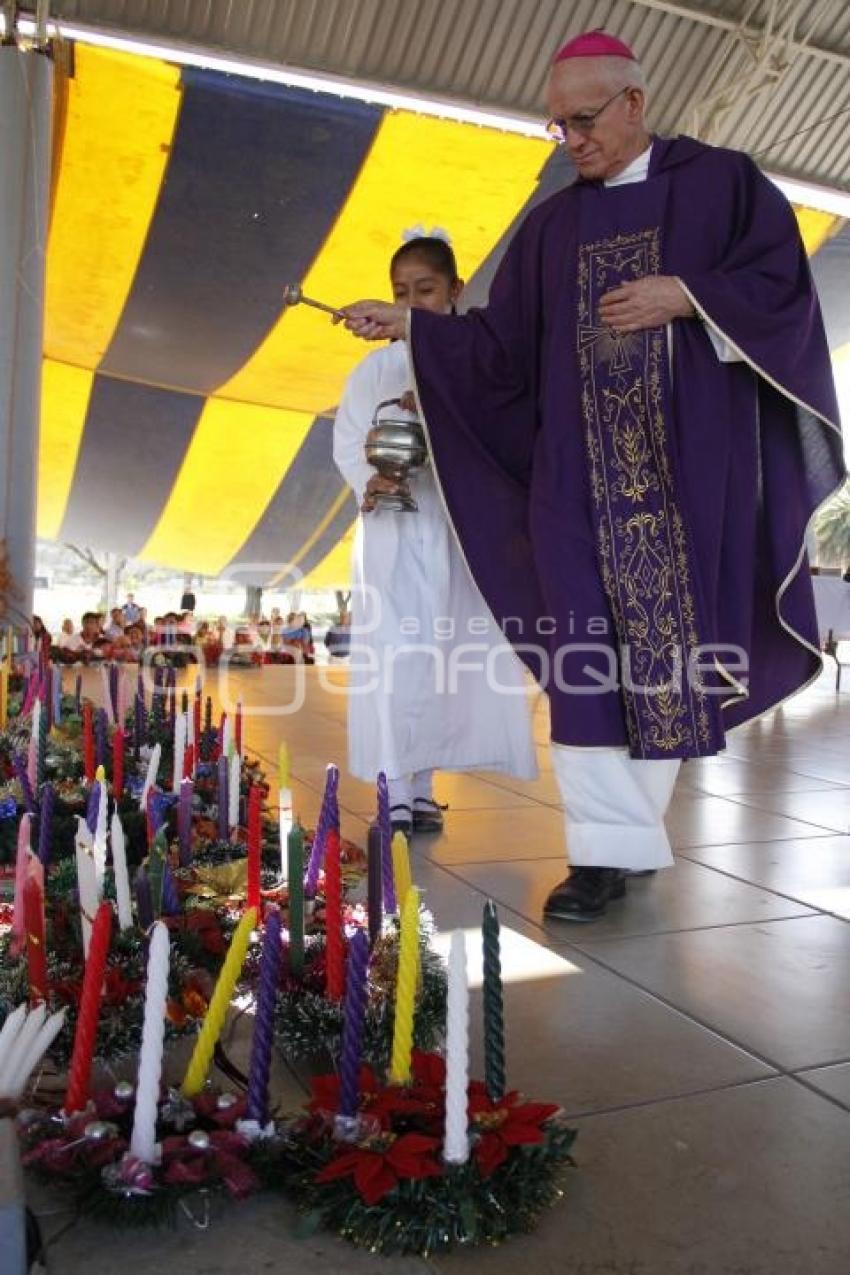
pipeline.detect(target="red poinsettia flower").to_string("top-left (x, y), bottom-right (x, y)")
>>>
top-left (316, 1132), bottom-right (443, 1205)
top-left (308, 1065), bottom-right (381, 1117)
top-left (411, 1050), bottom-right (446, 1090)
top-left (468, 1090), bottom-right (560, 1177)
top-left (102, 966), bottom-right (140, 1006)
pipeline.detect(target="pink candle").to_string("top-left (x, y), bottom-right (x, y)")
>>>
top-left (324, 828), bottom-right (344, 1002)
top-left (246, 784), bottom-right (262, 911)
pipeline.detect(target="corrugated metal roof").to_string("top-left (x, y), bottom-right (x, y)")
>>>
top-left (37, 0), bottom-right (850, 189)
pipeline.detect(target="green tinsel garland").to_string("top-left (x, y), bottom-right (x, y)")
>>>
top-left (281, 1119), bottom-right (577, 1254)
top-left (274, 920), bottom-right (447, 1070)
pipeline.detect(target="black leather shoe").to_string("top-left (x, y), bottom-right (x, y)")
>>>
top-left (543, 867), bottom-right (626, 922)
top-left (411, 797), bottom-right (447, 833)
top-left (390, 803), bottom-right (412, 838)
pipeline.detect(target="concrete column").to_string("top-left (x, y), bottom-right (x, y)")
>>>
top-left (0, 44), bottom-right (53, 628)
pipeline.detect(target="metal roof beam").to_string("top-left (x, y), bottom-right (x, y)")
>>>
top-left (628, 0), bottom-right (850, 69)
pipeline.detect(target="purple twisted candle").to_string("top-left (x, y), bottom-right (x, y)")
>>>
top-left (134, 691), bottom-right (145, 757)
top-left (161, 862), bottom-right (180, 916)
top-left (86, 782), bottom-right (100, 837)
top-left (38, 782), bottom-right (55, 865)
top-left (245, 907), bottom-right (282, 1124)
top-left (367, 821), bottom-right (383, 948)
top-left (109, 663), bottom-right (119, 721)
top-left (216, 754), bottom-right (229, 841)
top-left (14, 754), bottom-right (36, 815)
top-left (338, 929), bottom-right (369, 1119)
top-left (376, 772), bottom-right (396, 914)
top-left (305, 764), bottom-right (339, 897)
top-left (177, 777), bottom-right (193, 866)
top-left (94, 708), bottom-right (108, 770)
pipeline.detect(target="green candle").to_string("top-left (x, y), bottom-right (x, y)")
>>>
top-left (287, 822), bottom-right (305, 978)
top-left (482, 900), bottom-right (506, 1102)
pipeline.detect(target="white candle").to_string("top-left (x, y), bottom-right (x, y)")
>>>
top-left (221, 714), bottom-right (232, 760)
top-left (129, 921), bottom-right (170, 1165)
top-left (5, 1006), bottom-right (66, 1099)
top-left (140, 742), bottom-right (161, 810)
top-left (443, 929), bottom-right (470, 1164)
top-left (111, 811), bottom-right (133, 931)
top-left (0, 1004), bottom-right (27, 1079)
top-left (2, 1002), bottom-right (45, 1095)
top-left (93, 780), bottom-right (108, 890)
top-left (27, 700), bottom-right (40, 788)
top-left (74, 818), bottom-right (100, 959)
top-left (228, 750), bottom-right (240, 833)
top-left (278, 787), bottom-right (292, 881)
top-left (172, 711), bottom-right (186, 794)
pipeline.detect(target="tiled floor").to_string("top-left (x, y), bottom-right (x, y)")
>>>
top-left (45, 666), bottom-right (850, 1273)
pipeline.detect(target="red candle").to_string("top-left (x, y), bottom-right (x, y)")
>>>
top-left (324, 827), bottom-right (344, 1002)
top-left (82, 703), bottom-right (95, 783)
top-left (24, 867), bottom-right (48, 1004)
top-left (246, 784), bottom-right (262, 911)
top-left (64, 901), bottom-right (113, 1113)
top-left (235, 700), bottom-right (243, 756)
top-left (112, 727), bottom-right (125, 800)
top-left (183, 743), bottom-right (194, 781)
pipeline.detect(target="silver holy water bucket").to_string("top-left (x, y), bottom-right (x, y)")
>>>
top-left (364, 397), bottom-right (429, 512)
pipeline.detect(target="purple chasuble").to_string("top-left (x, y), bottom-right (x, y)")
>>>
top-left (409, 136), bottom-right (845, 760)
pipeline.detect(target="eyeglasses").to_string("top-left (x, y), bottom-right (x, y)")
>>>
top-left (546, 87), bottom-right (631, 143)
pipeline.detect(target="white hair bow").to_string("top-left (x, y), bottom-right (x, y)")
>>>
top-left (401, 224), bottom-right (452, 244)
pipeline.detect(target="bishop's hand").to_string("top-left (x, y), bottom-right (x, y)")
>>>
top-left (336, 301), bottom-right (408, 341)
top-left (598, 275), bottom-right (694, 332)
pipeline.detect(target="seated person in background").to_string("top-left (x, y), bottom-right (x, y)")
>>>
top-left (123, 624), bottom-right (144, 660)
top-left (324, 612), bottom-right (352, 659)
top-left (216, 616), bottom-right (235, 650)
top-left (178, 610), bottom-right (195, 638)
top-left (104, 607), bottom-right (124, 640)
top-left (56, 618), bottom-right (80, 651)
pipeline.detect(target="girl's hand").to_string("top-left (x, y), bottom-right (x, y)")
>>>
top-left (336, 301), bottom-right (408, 341)
top-left (362, 474), bottom-right (410, 512)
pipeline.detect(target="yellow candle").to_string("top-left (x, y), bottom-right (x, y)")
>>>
top-left (181, 906), bottom-right (257, 1096)
top-left (389, 886), bottom-right (420, 1085)
top-left (278, 742), bottom-right (289, 791)
top-left (391, 832), bottom-right (412, 913)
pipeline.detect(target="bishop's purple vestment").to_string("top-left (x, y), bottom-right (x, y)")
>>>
top-left (409, 136), bottom-right (846, 760)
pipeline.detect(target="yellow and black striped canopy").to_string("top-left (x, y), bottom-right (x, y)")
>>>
top-left (39, 44), bottom-right (849, 588)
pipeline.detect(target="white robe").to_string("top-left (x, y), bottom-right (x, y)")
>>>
top-left (333, 340), bottom-right (537, 783)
